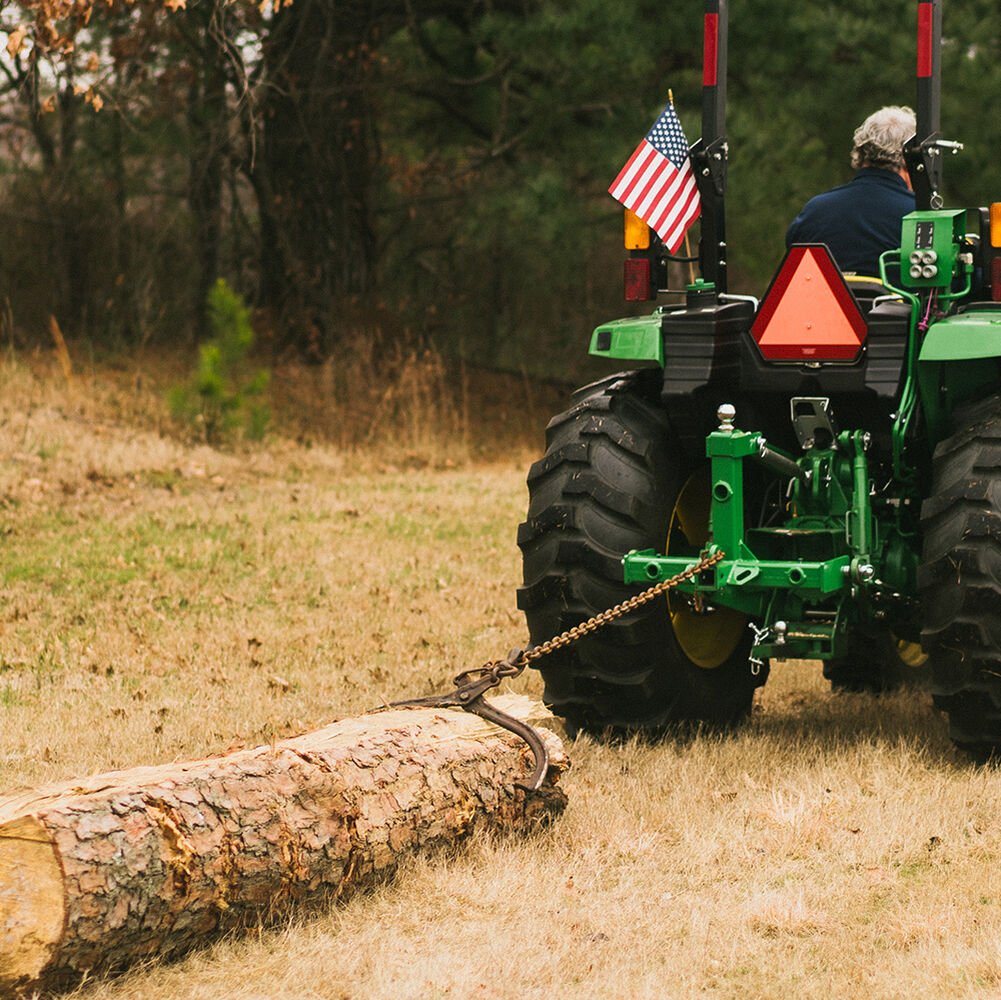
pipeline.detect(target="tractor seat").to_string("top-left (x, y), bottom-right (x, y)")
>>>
top-left (843, 275), bottom-right (890, 316)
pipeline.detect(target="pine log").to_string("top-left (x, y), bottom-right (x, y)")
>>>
top-left (0, 696), bottom-right (567, 995)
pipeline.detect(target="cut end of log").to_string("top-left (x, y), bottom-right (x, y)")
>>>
top-left (0, 815), bottom-right (64, 986)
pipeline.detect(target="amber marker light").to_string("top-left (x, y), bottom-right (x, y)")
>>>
top-left (989, 203), bottom-right (1001, 248)
top-left (624, 209), bottom-right (650, 250)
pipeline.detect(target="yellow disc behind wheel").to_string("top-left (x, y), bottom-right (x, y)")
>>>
top-left (667, 467), bottom-right (747, 669)
top-left (893, 636), bottom-right (929, 668)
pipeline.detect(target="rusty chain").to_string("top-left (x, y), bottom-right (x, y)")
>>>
top-left (514, 548), bottom-right (725, 671)
top-left (390, 549), bottom-right (725, 791)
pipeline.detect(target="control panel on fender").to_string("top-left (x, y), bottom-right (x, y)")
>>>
top-left (899, 209), bottom-right (966, 289)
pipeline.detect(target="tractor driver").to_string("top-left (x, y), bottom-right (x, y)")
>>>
top-left (785, 106), bottom-right (916, 279)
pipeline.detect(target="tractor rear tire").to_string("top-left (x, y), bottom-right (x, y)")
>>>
top-left (517, 370), bottom-right (765, 736)
top-left (920, 394), bottom-right (1001, 760)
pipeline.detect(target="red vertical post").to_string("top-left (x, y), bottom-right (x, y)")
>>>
top-left (694, 0), bottom-right (728, 292)
top-left (906, 0), bottom-right (942, 211)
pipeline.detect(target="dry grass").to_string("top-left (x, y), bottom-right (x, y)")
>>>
top-left (3, 350), bottom-right (1001, 999)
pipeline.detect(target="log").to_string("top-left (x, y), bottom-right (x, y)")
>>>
top-left (0, 696), bottom-right (567, 995)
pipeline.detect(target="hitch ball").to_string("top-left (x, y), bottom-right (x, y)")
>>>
top-left (717, 403), bottom-right (736, 432)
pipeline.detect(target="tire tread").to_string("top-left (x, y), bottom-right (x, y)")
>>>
top-left (920, 395), bottom-right (1001, 753)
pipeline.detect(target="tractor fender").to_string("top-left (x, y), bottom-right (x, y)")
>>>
top-left (918, 310), bottom-right (1001, 362)
top-left (589, 314), bottom-right (664, 364)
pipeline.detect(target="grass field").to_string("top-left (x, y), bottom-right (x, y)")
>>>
top-left (4, 350), bottom-right (1001, 999)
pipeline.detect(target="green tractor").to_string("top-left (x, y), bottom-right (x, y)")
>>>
top-left (518, 0), bottom-right (1001, 758)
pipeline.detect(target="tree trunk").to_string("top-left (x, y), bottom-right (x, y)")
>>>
top-left (255, 0), bottom-right (388, 354)
top-left (187, 57), bottom-right (227, 339)
top-left (0, 696), bottom-right (567, 995)
top-left (186, 0), bottom-right (232, 340)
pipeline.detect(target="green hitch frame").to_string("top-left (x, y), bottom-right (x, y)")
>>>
top-left (623, 410), bottom-right (880, 663)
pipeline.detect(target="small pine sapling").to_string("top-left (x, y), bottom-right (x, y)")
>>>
top-left (169, 280), bottom-right (270, 444)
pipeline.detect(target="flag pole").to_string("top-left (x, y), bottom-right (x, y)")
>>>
top-left (668, 89), bottom-right (697, 286)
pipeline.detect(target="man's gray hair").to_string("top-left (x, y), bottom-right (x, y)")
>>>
top-left (850, 106), bottom-right (917, 171)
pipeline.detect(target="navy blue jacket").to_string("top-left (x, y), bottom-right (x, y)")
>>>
top-left (785, 167), bottom-right (915, 278)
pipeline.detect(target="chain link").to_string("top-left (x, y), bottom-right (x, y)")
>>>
top-left (522, 549), bottom-right (723, 664)
top-left (471, 549), bottom-right (725, 681)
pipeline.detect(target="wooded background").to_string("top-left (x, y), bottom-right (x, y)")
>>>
top-left (2, 0), bottom-right (1000, 377)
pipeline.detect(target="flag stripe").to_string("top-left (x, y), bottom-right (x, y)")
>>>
top-left (609, 142), bottom-right (655, 201)
top-left (636, 163), bottom-right (686, 221)
top-left (672, 193), bottom-right (701, 252)
top-left (611, 143), bottom-right (660, 205)
top-left (628, 159), bottom-right (672, 218)
top-left (660, 182), bottom-right (701, 252)
top-left (649, 168), bottom-right (697, 235)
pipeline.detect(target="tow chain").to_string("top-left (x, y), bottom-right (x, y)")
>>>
top-left (389, 549), bottom-right (724, 792)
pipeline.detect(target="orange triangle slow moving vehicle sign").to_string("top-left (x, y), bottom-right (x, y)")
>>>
top-left (751, 245), bottom-right (868, 361)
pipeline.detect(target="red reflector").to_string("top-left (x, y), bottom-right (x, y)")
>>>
top-left (917, 2), bottom-right (933, 78)
top-left (991, 257), bottom-right (1001, 302)
top-left (703, 13), bottom-right (719, 87)
top-left (751, 246), bottom-right (867, 362)
top-left (624, 258), bottom-right (653, 301)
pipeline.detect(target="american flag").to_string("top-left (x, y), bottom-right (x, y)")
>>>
top-left (608, 102), bottom-right (700, 253)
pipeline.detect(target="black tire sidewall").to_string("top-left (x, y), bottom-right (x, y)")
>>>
top-left (519, 371), bottom-right (760, 733)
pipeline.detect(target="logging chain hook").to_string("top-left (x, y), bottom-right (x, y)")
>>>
top-left (388, 550), bottom-right (725, 792)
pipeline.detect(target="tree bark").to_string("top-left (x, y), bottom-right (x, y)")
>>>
top-left (0, 696), bottom-right (567, 995)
